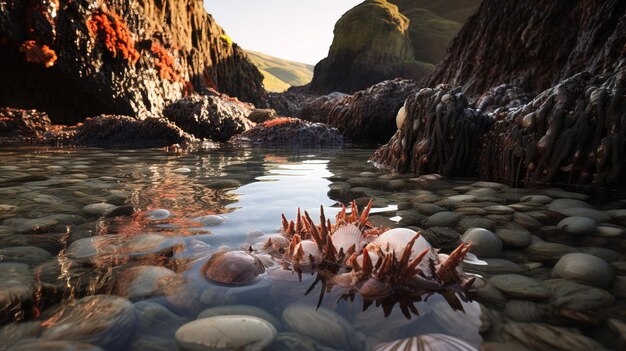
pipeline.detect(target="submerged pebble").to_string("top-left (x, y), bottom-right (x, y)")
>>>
top-left (489, 274), bottom-right (551, 300)
top-left (282, 304), bottom-right (364, 351)
top-left (176, 315), bottom-right (277, 351)
top-left (552, 253), bottom-right (613, 288)
top-left (40, 295), bottom-right (136, 349)
top-left (146, 209), bottom-right (172, 221)
top-left (197, 305), bottom-right (283, 331)
top-left (461, 228), bottom-right (502, 258)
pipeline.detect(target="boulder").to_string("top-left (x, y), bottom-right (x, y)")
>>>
top-left (325, 79), bottom-right (419, 143)
top-left (230, 118), bottom-right (342, 147)
top-left (72, 115), bottom-right (192, 148)
top-left (0, 108), bottom-right (51, 144)
top-left (163, 93), bottom-right (254, 142)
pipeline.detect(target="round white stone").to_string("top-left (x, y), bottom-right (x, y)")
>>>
top-left (176, 315), bottom-right (277, 351)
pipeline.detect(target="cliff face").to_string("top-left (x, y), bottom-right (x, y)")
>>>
top-left (309, 0), bottom-right (480, 95)
top-left (373, 0), bottom-right (626, 188)
top-left (426, 0), bottom-right (626, 98)
top-left (0, 0), bottom-right (265, 124)
top-left (309, 0), bottom-right (425, 95)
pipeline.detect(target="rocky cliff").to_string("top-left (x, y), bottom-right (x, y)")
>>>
top-left (373, 0), bottom-right (626, 188)
top-left (309, 0), bottom-right (480, 95)
top-left (426, 0), bottom-right (626, 98)
top-left (0, 0), bottom-right (265, 124)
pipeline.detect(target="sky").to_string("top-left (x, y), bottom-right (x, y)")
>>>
top-left (205, 0), bottom-right (362, 65)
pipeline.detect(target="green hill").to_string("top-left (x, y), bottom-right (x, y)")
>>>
top-left (245, 51), bottom-right (314, 93)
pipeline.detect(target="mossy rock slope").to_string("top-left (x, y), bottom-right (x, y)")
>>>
top-left (310, 0), bottom-right (480, 94)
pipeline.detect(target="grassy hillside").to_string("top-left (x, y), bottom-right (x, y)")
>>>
top-left (246, 51), bottom-right (314, 92)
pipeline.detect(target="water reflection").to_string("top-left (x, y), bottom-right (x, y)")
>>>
top-left (0, 145), bottom-right (492, 350)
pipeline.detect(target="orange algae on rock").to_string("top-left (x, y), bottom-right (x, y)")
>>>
top-left (87, 9), bottom-right (140, 63)
top-left (19, 40), bottom-right (57, 67)
top-left (150, 43), bottom-right (181, 82)
top-left (263, 117), bottom-right (296, 128)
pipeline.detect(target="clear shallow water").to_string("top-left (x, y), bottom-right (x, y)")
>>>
top-left (0, 146), bottom-right (623, 351)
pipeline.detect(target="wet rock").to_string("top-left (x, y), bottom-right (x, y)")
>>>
top-left (473, 278), bottom-right (507, 308)
top-left (423, 211), bottom-right (461, 227)
top-left (83, 203), bottom-right (117, 217)
top-left (527, 237), bottom-right (578, 263)
top-left (175, 315), bottom-right (277, 351)
top-left (611, 276), bottom-right (626, 298)
top-left (0, 321), bottom-right (43, 349)
top-left (490, 274), bottom-right (551, 300)
top-left (199, 278), bottom-right (271, 307)
top-left (270, 332), bottom-right (319, 351)
top-left (0, 246), bottom-right (51, 266)
top-left (128, 336), bottom-right (178, 351)
top-left (372, 85), bottom-right (491, 177)
top-left (134, 301), bottom-right (187, 338)
top-left (558, 208), bottom-right (612, 223)
top-left (552, 253), bottom-right (613, 288)
top-left (247, 109), bottom-right (277, 123)
top-left (281, 304), bottom-right (364, 351)
top-left (461, 228), bottom-right (502, 258)
top-left (163, 94), bottom-right (254, 142)
top-left (66, 234), bottom-right (177, 265)
top-left (520, 195), bottom-right (552, 205)
top-left (4, 216), bottom-right (59, 234)
top-left (547, 199), bottom-right (592, 212)
top-left (202, 251), bottom-right (266, 285)
top-left (504, 300), bottom-right (548, 323)
top-left (422, 227), bottom-right (461, 249)
top-left (484, 205), bottom-right (514, 215)
top-left (495, 227), bottom-right (532, 247)
top-left (579, 247), bottom-right (622, 262)
top-left (544, 279), bottom-right (615, 311)
top-left (192, 215), bottom-right (226, 226)
top-left (457, 216), bottom-right (496, 232)
top-left (41, 295), bottom-right (136, 349)
top-left (230, 118), bottom-right (343, 147)
top-left (146, 209), bottom-right (172, 221)
top-left (73, 115), bottom-right (192, 148)
top-left (464, 259), bottom-right (525, 276)
top-left (512, 212), bottom-right (541, 229)
top-left (595, 225), bottom-right (625, 237)
top-left (197, 305), bottom-right (283, 331)
top-left (0, 263), bottom-right (34, 324)
top-left (324, 79), bottom-right (420, 143)
top-left (0, 108), bottom-right (52, 144)
top-left (115, 266), bottom-right (182, 299)
top-left (6, 340), bottom-right (104, 351)
top-left (500, 322), bottom-right (604, 351)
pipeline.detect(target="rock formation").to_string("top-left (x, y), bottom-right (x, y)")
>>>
top-left (480, 69), bottom-right (626, 188)
top-left (0, 0), bottom-right (265, 124)
top-left (426, 0), bottom-right (626, 98)
top-left (373, 0), bottom-right (626, 189)
top-left (0, 108), bottom-right (52, 143)
top-left (309, 0), bottom-right (479, 95)
top-left (72, 115), bottom-right (192, 148)
top-left (324, 79), bottom-right (420, 143)
top-left (231, 118), bottom-right (343, 147)
top-left (163, 92), bottom-right (255, 143)
top-left (371, 85), bottom-right (490, 176)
